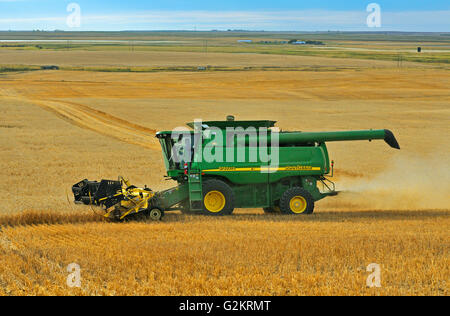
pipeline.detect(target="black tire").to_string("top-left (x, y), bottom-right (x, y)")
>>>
top-left (146, 207), bottom-right (164, 221)
top-left (280, 187), bottom-right (315, 215)
top-left (202, 180), bottom-right (235, 216)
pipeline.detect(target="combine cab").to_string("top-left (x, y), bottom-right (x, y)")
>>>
top-left (73, 116), bottom-right (400, 220)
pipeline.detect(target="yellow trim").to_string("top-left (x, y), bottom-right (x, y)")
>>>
top-left (100, 185), bottom-right (155, 220)
top-left (203, 166), bottom-right (321, 172)
top-left (204, 190), bottom-right (226, 213)
top-left (99, 192), bottom-right (123, 202)
top-left (289, 196), bottom-right (307, 214)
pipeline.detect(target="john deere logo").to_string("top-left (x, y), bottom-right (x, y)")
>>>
top-left (219, 167), bottom-right (237, 171)
top-left (285, 166), bottom-right (313, 171)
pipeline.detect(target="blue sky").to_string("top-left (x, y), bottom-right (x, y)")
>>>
top-left (0, 0), bottom-right (449, 31)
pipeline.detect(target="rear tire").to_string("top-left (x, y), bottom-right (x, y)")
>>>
top-left (280, 187), bottom-right (314, 215)
top-left (202, 180), bottom-right (235, 216)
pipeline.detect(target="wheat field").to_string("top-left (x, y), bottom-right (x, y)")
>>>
top-left (0, 41), bottom-right (449, 295)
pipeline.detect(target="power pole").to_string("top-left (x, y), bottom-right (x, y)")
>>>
top-left (397, 54), bottom-right (403, 68)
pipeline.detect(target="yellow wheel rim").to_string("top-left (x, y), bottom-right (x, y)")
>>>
top-left (289, 196), bottom-right (307, 214)
top-left (204, 190), bottom-right (226, 213)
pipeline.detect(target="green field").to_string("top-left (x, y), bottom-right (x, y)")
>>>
top-left (1, 31), bottom-right (449, 66)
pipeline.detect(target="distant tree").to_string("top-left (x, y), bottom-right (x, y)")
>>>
top-left (305, 40), bottom-right (325, 45)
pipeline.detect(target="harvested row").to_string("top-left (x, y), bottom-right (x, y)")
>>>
top-left (0, 210), bottom-right (105, 228)
top-left (33, 99), bottom-right (161, 151)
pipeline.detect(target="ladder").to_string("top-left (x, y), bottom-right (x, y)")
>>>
top-left (188, 170), bottom-right (203, 211)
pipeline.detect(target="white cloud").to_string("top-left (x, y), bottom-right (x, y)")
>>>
top-left (0, 10), bottom-right (448, 31)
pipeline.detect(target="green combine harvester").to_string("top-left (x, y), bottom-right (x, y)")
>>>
top-left (72, 116), bottom-right (400, 221)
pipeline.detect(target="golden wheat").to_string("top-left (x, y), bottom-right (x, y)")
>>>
top-left (0, 50), bottom-right (429, 69)
top-left (0, 211), bottom-right (448, 296)
top-left (0, 50), bottom-right (448, 295)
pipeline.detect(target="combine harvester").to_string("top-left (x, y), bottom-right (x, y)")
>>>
top-left (72, 116), bottom-right (400, 221)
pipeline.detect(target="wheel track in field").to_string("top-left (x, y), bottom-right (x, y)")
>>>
top-left (0, 87), bottom-right (161, 151)
top-left (34, 99), bottom-right (161, 151)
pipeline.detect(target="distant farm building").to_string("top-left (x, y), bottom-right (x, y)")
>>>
top-left (258, 40), bottom-right (288, 44)
top-left (41, 65), bottom-right (59, 70)
top-left (237, 40), bottom-right (252, 43)
top-left (291, 41), bottom-right (306, 45)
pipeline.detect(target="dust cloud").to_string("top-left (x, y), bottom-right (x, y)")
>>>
top-left (322, 154), bottom-right (450, 210)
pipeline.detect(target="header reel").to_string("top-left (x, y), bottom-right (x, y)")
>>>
top-left (72, 176), bottom-right (163, 221)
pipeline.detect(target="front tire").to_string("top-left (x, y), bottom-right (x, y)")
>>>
top-left (202, 180), bottom-right (235, 216)
top-left (280, 187), bottom-right (314, 215)
top-left (147, 207), bottom-right (164, 221)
